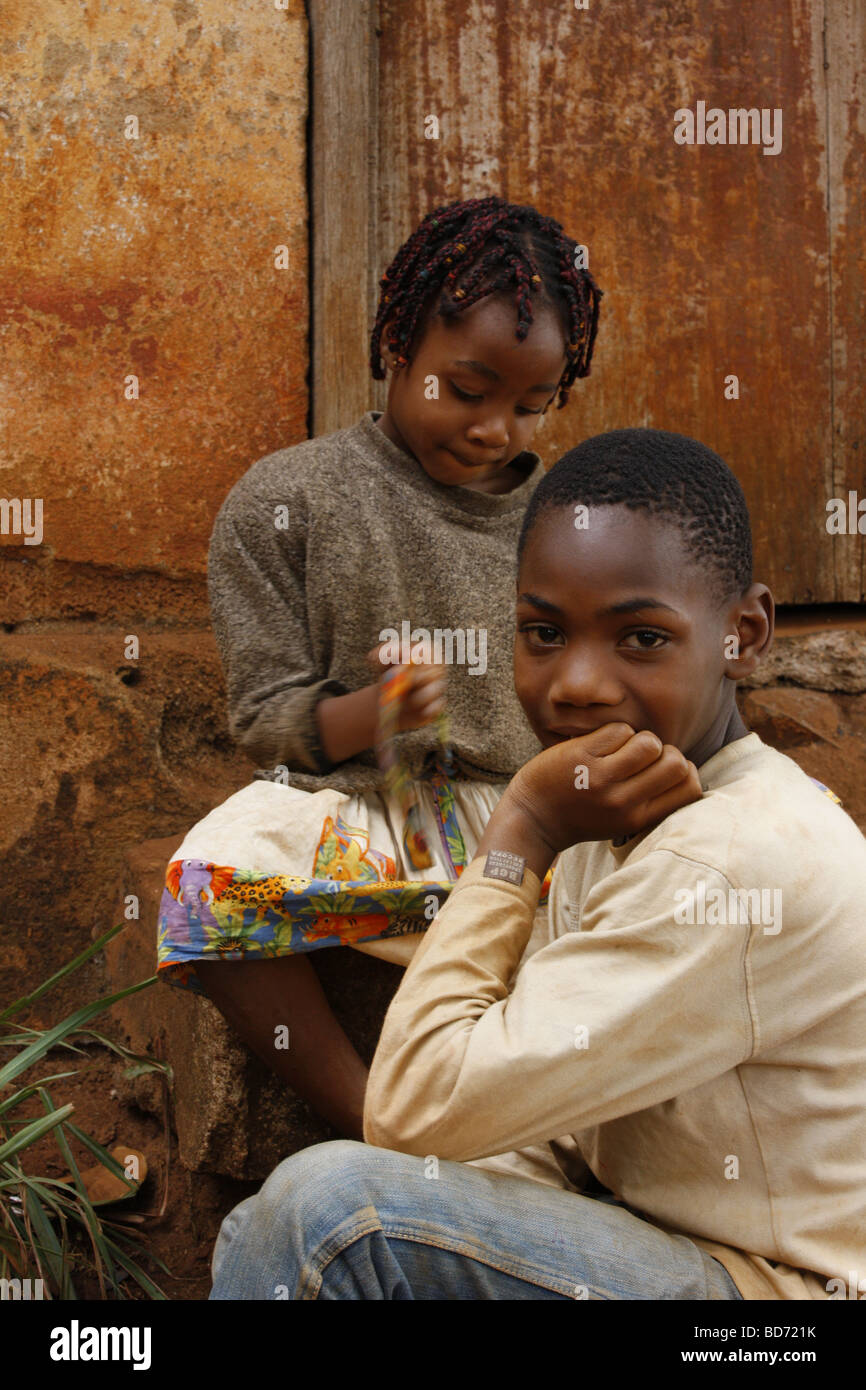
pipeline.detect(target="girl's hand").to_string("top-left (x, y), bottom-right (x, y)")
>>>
top-left (505, 722), bottom-right (703, 860)
top-left (366, 643), bottom-right (447, 732)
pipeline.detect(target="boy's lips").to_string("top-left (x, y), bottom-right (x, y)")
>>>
top-left (547, 725), bottom-right (604, 740)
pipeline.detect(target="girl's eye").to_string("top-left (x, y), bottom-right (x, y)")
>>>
top-left (520, 623), bottom-right (563, 647)
top-left (450, 383), bottom-right (544, 414)
top-left (450, 383), bottom-right (483, 402)
top-left (622, 630), bottom-right (668, 651)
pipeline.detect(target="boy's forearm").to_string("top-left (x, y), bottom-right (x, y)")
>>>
top-left (364, 855), bottom-right (542, 1157)
top-left (474, 784), bottom-right (558, 883)
top-left (315, 684), bottom-right (380, 765)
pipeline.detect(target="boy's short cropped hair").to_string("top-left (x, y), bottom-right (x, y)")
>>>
top-left (517, 427), bottom-right (753, 604)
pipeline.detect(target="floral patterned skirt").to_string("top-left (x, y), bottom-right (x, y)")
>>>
top-left (157, 765), bottom-right (552, 993)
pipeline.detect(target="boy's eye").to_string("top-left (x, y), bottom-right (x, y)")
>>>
top-left (621, 630), bottom-right (668, 651)
top-left (519, 623), bottom-right (563, 647)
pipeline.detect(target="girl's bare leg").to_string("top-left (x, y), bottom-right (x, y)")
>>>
top-left (194, 955), bottom-right (368, 1141)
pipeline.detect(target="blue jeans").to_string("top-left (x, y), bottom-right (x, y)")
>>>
top-left (209, 1141), bottom-right (743, 1300)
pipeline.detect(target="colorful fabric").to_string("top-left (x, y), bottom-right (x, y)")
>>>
top-left (374, 664), bottom-right (453, 871)
top-left (158, 745), bottom-right (831, 995)
top-left (810, 777), bottom-right (842, 806)
top-left (157, 771), bottom-right (552, 993)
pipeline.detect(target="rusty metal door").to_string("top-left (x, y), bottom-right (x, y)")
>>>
top-left (312, 0), bottom-right (864, 603)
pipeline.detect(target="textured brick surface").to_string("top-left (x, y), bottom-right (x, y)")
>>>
top-left (0, 627), bottom-right (250, 1014)
top-left (741, 688), bottom-right (843, 748)
top-left (0, 1), bottom-right (313, 1174)
top-left (0, 0), bottom-right (308, 578)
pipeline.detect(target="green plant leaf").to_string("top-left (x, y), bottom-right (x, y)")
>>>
top-left (38, 1090), bottom-right (85, 1187)
top-left (63, 1123), bottom-right (137, 1192)
top-left (121, 1062), bottom-right (157, 1080)
top-left (77, 1028), bottom-right (172, 1077)
top-left (0, 929), bottom-right (167, 1300)
top-left (0, 977), bottom-right (157, 1090)
top-left (19, 1181), bottom-right (71, 1298)
top-left (0, 1104), bottom-right (74, 1164)
top-left (0, 921), bottom-right (129, 1024)
top-left (0, 1074), bottom-right (79, 1118)
top-left (21, 1165), bottom-right (115, 1300)
top-left (101, 1237), bottom-right (167, 1300)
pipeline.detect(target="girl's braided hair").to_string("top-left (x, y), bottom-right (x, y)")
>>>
top-left (370, 196), bottom-right (602, 409)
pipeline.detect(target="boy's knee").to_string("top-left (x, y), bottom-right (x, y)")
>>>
top-left (212, 1141), bottom-right (371, 1293)
top-left (258, 1139), bottom-right (368, 1208)
top-left (213, 1139), bottom-right (420, 1295)
top-left (249, 1140), bottom-right (392, 1242)
top-left (268, 1140), bottom-right (421, 1230)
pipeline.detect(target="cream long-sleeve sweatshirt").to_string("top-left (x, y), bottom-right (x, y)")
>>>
top-left (364, 734), bottom-right (866, 1300)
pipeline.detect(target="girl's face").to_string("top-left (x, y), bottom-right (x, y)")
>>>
top-left (377, 292), bottom-right (569, 490)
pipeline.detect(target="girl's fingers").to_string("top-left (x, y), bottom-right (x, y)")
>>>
top-left (407, 664), bottom-right (446, 694)
top-left (367, 642), bottom-right (389, 670)
top-left (409, 689), bottom-right (446, 717)
top-left (407, 664), bottom-right (435, 681)
top-left (398, 699), bottom-right (445, 732)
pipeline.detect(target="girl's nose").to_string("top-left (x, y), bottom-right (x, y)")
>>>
top-left (466, 412), bottom-right (509, 451)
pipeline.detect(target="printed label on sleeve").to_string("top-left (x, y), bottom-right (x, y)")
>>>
top-left (483, 849), bottom-right (526, 886)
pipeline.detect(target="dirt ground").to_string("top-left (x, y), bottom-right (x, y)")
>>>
top-left (11, 694), bottom-right (866, 1302)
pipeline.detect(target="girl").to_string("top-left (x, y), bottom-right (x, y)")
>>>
top-left (157, 196), bottom-right (601, 1141)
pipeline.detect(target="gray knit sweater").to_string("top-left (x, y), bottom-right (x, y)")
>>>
top-left (208, 412), bottom-right (545, 794)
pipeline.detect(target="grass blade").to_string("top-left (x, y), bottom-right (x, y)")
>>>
top-left (63, 1123), bottom-right (138, 1192)
top-left (44, 1098), bottom-right (120, 1297)
top-left (0, 1075), bottom-right (79, 1118)
top-left (74, 1028), bottom-right (173, 1079)
top-left (101, 1237), bottom-right (167, 1300)
top-left (0, 978), bottom-right (157, 1090)
top-left (18, 1183), bottom-right (66, 1298)
top-left (0, 922), bottom-right (128, 1024)
top-left (0, 1105), bottom-right (74, 1164)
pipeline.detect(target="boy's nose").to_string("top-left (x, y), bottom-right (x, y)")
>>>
top-left (547, 651), bottom-right (622, 710)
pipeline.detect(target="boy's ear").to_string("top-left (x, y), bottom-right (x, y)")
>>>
top-left (722, 584), bottom-right (774, 679)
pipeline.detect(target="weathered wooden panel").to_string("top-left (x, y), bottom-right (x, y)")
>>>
top-left (309, 0), bottom-right (384, 436)
top-left (367, 0), bottom-right (862, 602)
top-left (827, 0), bottom-right (866, 600)
top-left (0, 0), bottom-right (308, 583)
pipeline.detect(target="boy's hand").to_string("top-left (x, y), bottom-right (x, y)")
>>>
top-left (505, 722), bottom-right (703, 861)
top-left (365, 643), bottom-right (446, 732)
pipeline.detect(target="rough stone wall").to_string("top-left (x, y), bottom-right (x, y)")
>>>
top-left (0, 0), bottom-right (309, 1013)
top-left (3, 5), bottom-right (864, 1190)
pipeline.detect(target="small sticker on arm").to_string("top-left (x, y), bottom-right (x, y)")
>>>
top-left (483, 850), bottom-right (526, 886)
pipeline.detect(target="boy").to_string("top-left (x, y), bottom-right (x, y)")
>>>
top-left (209, 429), bottom-right (866, 1300)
